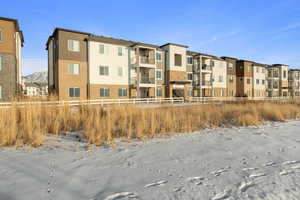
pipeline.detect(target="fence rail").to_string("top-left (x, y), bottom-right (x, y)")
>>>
top-left (0, 96), bottom-right (297, 108)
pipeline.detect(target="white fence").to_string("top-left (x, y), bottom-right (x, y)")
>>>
top-left (0, 97), bottom-right (185, 108)
top-left (0, 96), bottom-right (296, 108)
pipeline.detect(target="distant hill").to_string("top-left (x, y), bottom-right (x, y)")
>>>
top-left (24, 72), bottom-right (48, 83)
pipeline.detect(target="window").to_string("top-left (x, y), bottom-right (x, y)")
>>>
top-left (188, 89), bottom-right (193, 96)
top-left (100, 88), bottom-right (110, 97)
top-left (247, 79), bottom-right (251, 84)
top-left (187, 73), bottom-right (193, 81)
top-left (228, 63), bottom-right (233, 70)
top-left (256, 79), bottom-right (259, 84)
top-left (156, 88), bottom-right (162, 97)
top-left (68, 40), bottom-right (80, 52)
top-left (187, 56), bottom-right (193, 65)
top-left (68, 64), bottom-right (80, 74)
top-left (69, 88), bottom-right (80, 97)
top-left (118, 88), bottom-right (127, 97)
top-left (219, 75), bottom-right (223, 82)
top-left (118, 67), bottom-right (123, 76)
top-left (174, 54), bottom-right (182, 66)
top-left (156, 70), bottom-right (162, 80)
top-left (262, 80), bottom-right (265, 85)
top-left (99, 44), bottom-right (105, 54)
top-left (0, 56), bottom-right (2, 71)
top-left (118, 47), bottom-right (123, 56)
top-left (99, 66), bottom-right (109, 76)
top-left (256, 67), bottom-right (259, 73)
top-left (211, 61), bottom-right (215, 67)
top-left (156, 53), bottom-right (162, 61)
top-left (0, 29), bottom-right (3, 42)
top-left (283, 70), bottom-right (287, 78)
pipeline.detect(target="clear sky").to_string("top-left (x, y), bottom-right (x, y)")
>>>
top-left (2, 0), bottom-right (300, 75)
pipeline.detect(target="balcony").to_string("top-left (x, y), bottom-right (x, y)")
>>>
top-left (140, 77), bottom-right (155, 84)
top-left (202, 81), bottom-right (212, 86)
top-left (202, 64), bottom-right (212, 71)
top-left (140, 56), bottom-right (155, 65)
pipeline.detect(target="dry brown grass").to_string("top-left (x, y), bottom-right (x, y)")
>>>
top-left (1, 100), bottom-right (300, 147)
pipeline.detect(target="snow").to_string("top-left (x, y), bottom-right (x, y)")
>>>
top-left (0, 120), bottom-right (300, 200)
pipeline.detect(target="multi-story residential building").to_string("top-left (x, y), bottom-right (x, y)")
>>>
top-left (252, 63), bottom-right (267, 98)
top-left (0, 17), bottom-right (24, 101)
top-left (267, 64), bottom-right (289, 97)
top-left (236, 60), bottom-right (253, 97)
top-left (288, 69), bottom-right (300, 97)
top-left (222, 57), bottom-right (237, 97)
top-left (47, 28), bottom-right (195, 100)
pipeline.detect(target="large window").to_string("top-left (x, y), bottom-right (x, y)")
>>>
top-left (187, 73), bottom-right (193, 81)
top-left (68, 40), bottom-right (80, 52)
top-left (99, 66), bottom-right (109, 76)
top-left (118, 47), bottom-right (123, 56)
top-left (174, 54), bottom-right (182, 66)
top-left (187, 56), bottom-right (193, 65)
top-left (156, 88), bottom-right (162, 97)
top-left (99, 44), bottom-right (105, 54)
top-left (69, 88), bottom-right (80, 97)
top-left (156, 70), bottom-right (162, 80)
top-left (0, 56), bottom-right (2, 71)
top-left (219, 75), bottom-right (223, 82)
top-left (156, 53), bottom-right (162, 61)
top-left (100, 88), bottom-right (110, 97)
top-left (68, 64), bottom-right (80, 74)
top-left (118, 88), bottom-right (127, 97)
top-left (118, 67), bottom-right (123, 76)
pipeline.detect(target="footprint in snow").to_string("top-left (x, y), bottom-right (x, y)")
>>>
top-left (145, 180), bottom-right (167, 188)
top-left (103, 192), bottom-right (138, 200)
top-left (279, 170), bottom-right (294, 176)
top-left (282, 161), bottom-right (299, 165)
top-left (239, 181), bottom-right (255, 192)
top-left (187, 176), bottom-right (205, 182)
top-left (242, 167), bottom-right (257, 171)
top-left (211, 168), bottom-right (228, 177)
top-left (263, 162), bottom-right (276, 167)
top-left (249, 173), bottom-right (266, 178)
top-left (211, 189), bottom-right (232, 200)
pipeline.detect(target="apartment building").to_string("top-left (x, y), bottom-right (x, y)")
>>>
top-left (267, 64), bottom-right (289, 97)
top-left (47, 28), bottom-right (195, 100)
top-left (0, 17), bottom-right (24, 101)
top-left (222, 57), bottom-right (237, 97)
top-left (288, 69), bottom-right (300, 97)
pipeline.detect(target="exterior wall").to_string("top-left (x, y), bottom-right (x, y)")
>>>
top-left (224, 58), bottom-right (237, 97)
top-left (0, 19), bottom-right (16, 54)
top-left (88, 41), bottom-right (129, 85)
top-left (162, 44), bottom-right (187, 72)
top-left (89, 84), bottom-right (129, 99)
top-left (168, 70), bottom-right (187, 82)
top-left (48, 39), bottom-right (54, 87)
top-left (0, 54), bottom-right (16, 101)
top-left (0, 18), bottom-right (21, 101)
top-left (58, 59), bottom-right (88, 100)
top-left (236, 61), bottom-right (253, 97)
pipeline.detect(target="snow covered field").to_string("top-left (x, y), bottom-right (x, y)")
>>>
top-left (0, 121), bottom-right (300, 200)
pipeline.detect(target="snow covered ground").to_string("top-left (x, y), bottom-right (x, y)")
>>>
top-left (0, 121), bottom-right (300, 200)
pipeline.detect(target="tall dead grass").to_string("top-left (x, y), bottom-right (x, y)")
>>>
top-left (1, 100), bottom-right (300, 147)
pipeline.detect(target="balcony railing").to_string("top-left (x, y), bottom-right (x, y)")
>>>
top-left (140, 77), bottom-right (155, 84)
top-left (202, 81), bottom-right (212, 86)
top-left (202, 64), bottom-right (212, 71)
top-left (140, 56), bottom-right (155, 65)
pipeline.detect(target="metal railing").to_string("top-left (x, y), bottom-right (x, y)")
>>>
top-left (140, 77), bottom-right (155, 84)
top-left (140, 57), bottom-right (155, 65)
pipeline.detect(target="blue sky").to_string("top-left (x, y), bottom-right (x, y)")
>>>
top-left (2, 0), bottom-right (300, 75)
